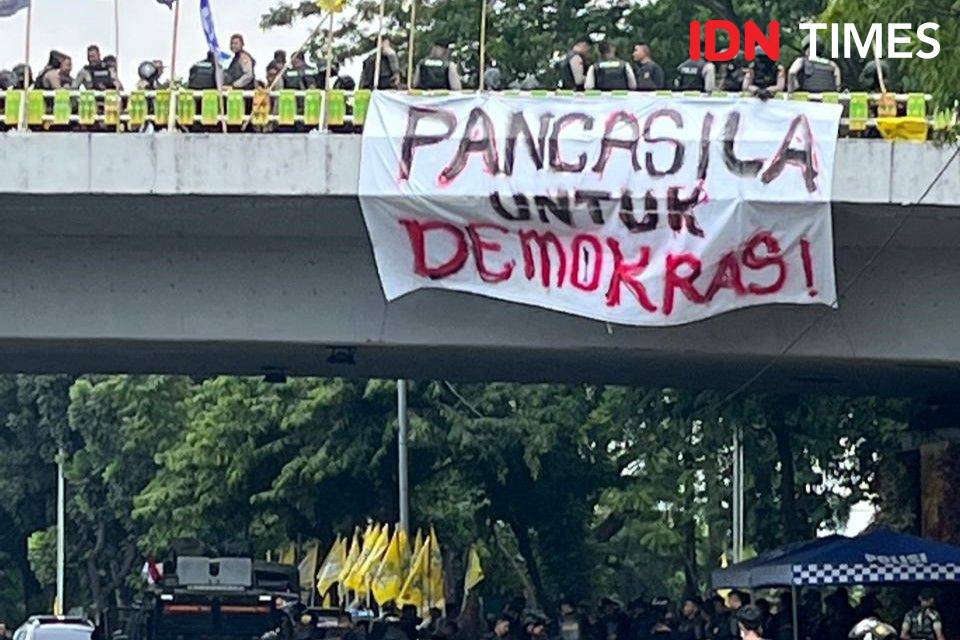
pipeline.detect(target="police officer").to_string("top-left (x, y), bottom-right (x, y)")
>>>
top-left (225, 33), bottom-right (256, 90)
top-left (187, 51), bottom-right (218, 90)
top-left (73, 44), bottom-right (119, 90)
top-left (37, 50), bottom-right (72, 89)
top-left (787, 36), bottom-right (841, 93)
top-left (585, 42), bottom-right (636, 91)
top-left (901, 589), bottom-right (945, 640)
top-left (413, 43), bottom-right (462, 90)
top-left (675, 51), bottom-right (715, 92)
top-left (137, 60), bottom-right (165, 90)
top-left (744, 46), bottom-right (786, 95)
top-left (557, 39), bottom-right (591, 91)
top-left (720, 53), bottom-right (746, 92)
top-left (360, 37), bottom-right (401, 90)
top-left (858, 59), bottom-right (893, 92)
top-left (282, 52), bottom-right (317, 90)
top-left (631, 44), bottom-right (664, 91)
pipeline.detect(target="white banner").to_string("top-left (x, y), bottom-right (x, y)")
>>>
top-left (359, 92), bottom-right (841, 326)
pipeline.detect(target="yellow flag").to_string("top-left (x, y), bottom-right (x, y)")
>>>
top-left (427, 527), bottom-right (445, 610)
top-left (463, 545), bottom-right (483, 594)
top-left (280, 542), bottom-right (296, 566)
top-left (316, 537), bottom-right (347, 597)
top-left (345, 524), bottom-right (389, 593)
top-left (398, 532), bottom-right (429, 608)
top-left (298, 542), bottom-right (320, 594)
top-left (371, 527), bottom-right (405, 604)
top-left (398, 528), bottom-right (412, 570)
top-left (339, 530), bottom-right (361, 584)
top-left (317, 0), bottom-right (346, 12)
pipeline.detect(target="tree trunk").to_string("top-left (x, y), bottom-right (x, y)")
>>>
top-left (511, 523), bottom-right (544, 608)
top-left (493, 523), bottom-right (539, 611)
top-left (771, 420), bottom-right (802, 543)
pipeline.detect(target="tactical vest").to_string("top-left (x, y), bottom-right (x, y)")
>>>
top-left (416, 58), bottom-right (449, 90)
top-left (362, 52), bottom-right (396, 90)
top-left (86, 64), bottom-right (116, 90)
top-left (188, 61), bottom-right (216, 90)
top-left (557, 52), bottom-right (585, 90)
top-left (722, 62), bottom-right (744, 91)
top-left (906, 607), bottom-right (937, 640)
top-left (226, 52), bottom-right (256, 89)
top-left (594, 60), bottom-right (628, 90)
top-left (751, 57), bottom-right (779, 89)
top-left (283, 68), bottom-right (306, 90)
top-left (799, 59), bottom-right (835, 92)
top-left (633, 62), bottom-right (659, 91)
top-left (676, 59), bottom-right (706, 91)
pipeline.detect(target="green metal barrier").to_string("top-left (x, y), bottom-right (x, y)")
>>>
top-left (226, 90), bottom-right (244, 126)
top-left (27, 90), bottom-right (44, 125)
top-left (821, 92), bottom-right (839, 104)
top-left (104, 90), bottom-right (121, 127)
top-left (327, 89), bottom-right (346, 126)
top-left (53, 89), bottom-right (71, 124)
top-left (790, 91), bottom-right (810, 101)
top-left (304, 89), bottom-right (322, 126)
top-left (353, 90), bottom-right (371, 126)
top-left (154, 90), bottom-right (170, 126)
top-left (848, 93), bottom-right (868, 131)
top-left (177, 91), bottom-right (196, 125)
top-left (78, 92), bottom-right (96, 125)
top-left (4, 89), bottom-right (22, 125)
top-left (127, 91), bottom-right (146, 128)
top-left (201, 90), bottom-right (220, 125)
top-left (906, 93), bottom-right (926, 119)
top-left (278, 90), bottom-right (297, 125)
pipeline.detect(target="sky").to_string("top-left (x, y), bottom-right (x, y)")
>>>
top-left (0, 0), bottom-right (338, 89)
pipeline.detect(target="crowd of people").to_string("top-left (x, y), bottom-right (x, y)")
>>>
top-left (301, 587), bottom-right (945, 640)
top-left (0, 32), bottom-right (893, 97)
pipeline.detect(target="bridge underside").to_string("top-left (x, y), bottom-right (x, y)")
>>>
top-left (0, 193), bottom-right (957, 396)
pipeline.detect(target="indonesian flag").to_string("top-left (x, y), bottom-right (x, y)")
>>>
top-left (142, 560), bottom-right (163, 585)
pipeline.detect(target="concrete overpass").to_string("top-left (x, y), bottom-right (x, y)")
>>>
top-left (0, 132), bottom-right (958, 396)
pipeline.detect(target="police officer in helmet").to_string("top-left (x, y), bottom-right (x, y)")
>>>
top-left (413, 42), bottom-right (462, 90)
top-left (585, 42), bottom-right (636, 91)
top-left (557, 38), bottom-right (591, 91)
top-left (675, 44), bottom-right (716, 93)
top-left (744, 45), bottom-right (785, 97)
top-left (901, 589), bottom-right (945, 640)
top-left (282, 51), bottom-right (317, 90)
top-left (787, 35), bottom-right (841, 93)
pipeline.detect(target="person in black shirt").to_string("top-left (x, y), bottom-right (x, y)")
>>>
top-left (631, 44), bottom-right (664, 91)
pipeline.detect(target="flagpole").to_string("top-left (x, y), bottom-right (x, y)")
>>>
top-left (18, 0), bottom-right (32, 131)
top-left (55, 448), bottom-right (65, 616)
top-left (398, 380), bottom-right (410, 535)
top-left (477, 0), bottom-right (487, 91)
top-left (322, 10), bottom-right (334, 131)
top-left (114, 0), bottom-right (120, 75)
top-left (371, 0), bottom-right (386, 91)
top-left (167, 0), bottom-right (181, 131)
top-left (406, 0), bottom-right (416, 90)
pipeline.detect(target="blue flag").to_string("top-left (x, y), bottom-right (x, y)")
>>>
top-left (0, 0), bottom-right (29, 17)
top-left (199, 0), bottom-right (232, 67)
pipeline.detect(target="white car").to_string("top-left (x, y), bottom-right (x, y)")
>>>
top-left (13, 617), bottom-right (95, 640)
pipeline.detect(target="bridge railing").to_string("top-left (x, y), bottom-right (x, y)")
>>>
top-left (0, 88), bottom-right (953, 137)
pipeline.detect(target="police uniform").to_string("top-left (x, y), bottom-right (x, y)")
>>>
top-left (361, 51), bottom-right (397, 90)
top-left (675, 59), bottom-right (706, 91)
top-left (749, 56), bottom-right (780, 90)
top-left (557, 51), bottom-right (586, 91)
top-left (632, 61), bottom-right (662, 91)
top-left (416, 57), bottom-right (450, 90)
top-left (721, 59), bottom-right (745, 92)
top-left (903, 606), bottom-right (941, 640)
top-left (188, 60), bottom-right (217, 90)
top-left (84, 63), bottom-right (116, 90)
top-left (226, 51), bottom-right (256, 90)
top-left (592, 60), bottom-right (629, 90)
top-left (796, 58), bottom-right (836, 92)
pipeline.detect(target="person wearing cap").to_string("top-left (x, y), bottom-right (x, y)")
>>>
top-left (413, 42), bottom-right (461, 90)
top-left (900, 589), bottom-right (945, 640)
top-left (737, 605), bottom-right (768, 640)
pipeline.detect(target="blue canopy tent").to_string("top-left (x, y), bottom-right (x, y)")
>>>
top-left (711, 529), bottom-right (960, 640)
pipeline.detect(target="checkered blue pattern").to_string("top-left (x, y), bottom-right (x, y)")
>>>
top-left (792, 562), bottom-right (960, 585)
